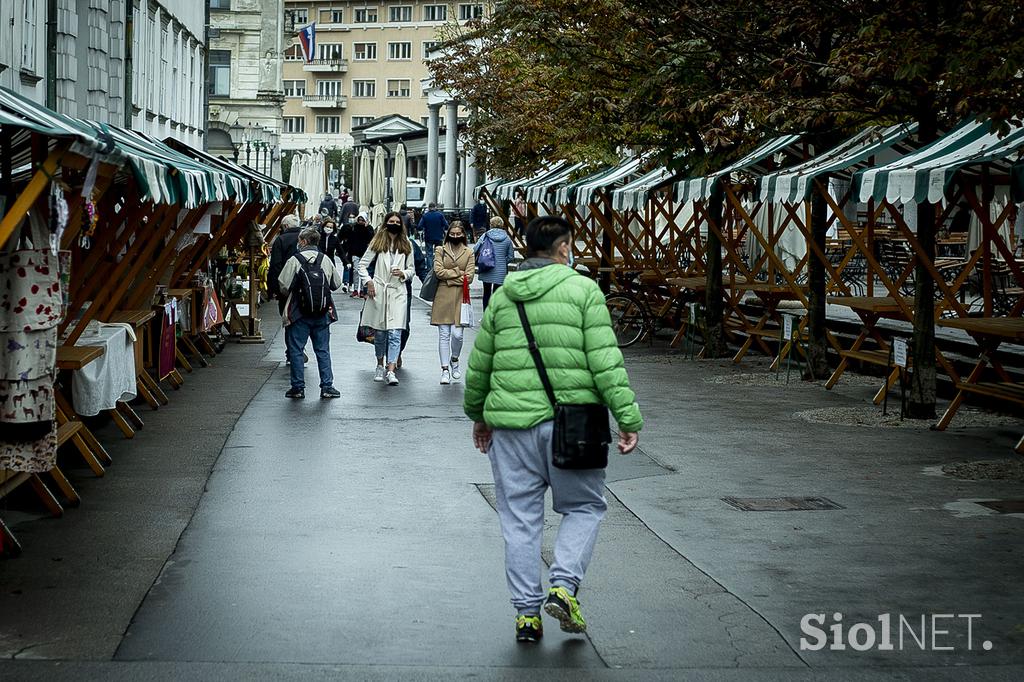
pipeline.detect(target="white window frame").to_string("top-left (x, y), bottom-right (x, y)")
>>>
top-left (351, 79), bottom-right (376, 98)
top-left (458, 4), bottom-right (483, 20)
top-left (316, 115), bottom-right (342, 134)
top-left (423, 4), bottom-right (446, 21)
top-left (21, 0), bottom-right (37, 72)
top-left (386, 78), bottom-right (411, 98)
top-left (208, 49), bottom-right (231, 97)
top-left (283, 79), bottom-right (306, 97)
top-left (283, 116), bottom-right (306, 133)
top-left (353, 42), bottom-right (377, 61)
top-left (352, 116), bottom-right (375, 128)
top-left (318, 43), bottom-right (344, 61)
top-left (284, 44), bottom-right (304, 61)
top-left (422, 41), bottom-right (440, 59)
top-left (354, 6), bottom-right (379, 23)
top-left (389, 5), bottom-right (412, 22)
top-left (292, 8), bottom-right (309, 24)
top-left (316, 79), bottom-right (343, 97)
top-left (387, 42), bottom-right (411, 61)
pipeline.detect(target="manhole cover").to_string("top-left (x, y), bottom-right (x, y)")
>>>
top-left (722, 496), bottom-right (844, 511)
top-left (976, 500), bottom-right (1024, 514)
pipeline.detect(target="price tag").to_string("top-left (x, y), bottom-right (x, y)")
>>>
top-left (783, 314), bottom-right (793, 339)
top-left (893, 338), bottom-right (908, 368)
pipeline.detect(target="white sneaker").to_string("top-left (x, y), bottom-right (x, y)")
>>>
top-left (386, 370), bottom-right (399, 386)
top-left (450, 360), bottom-right (462, 380)
top-left (374, 366), bottom-right (386, 382)
top-left (440, 369), bottom-right (452, 385)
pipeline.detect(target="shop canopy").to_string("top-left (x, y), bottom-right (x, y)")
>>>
top-left (493, 162), bottom-right (570, 200)
top-left (612, 165), bottom-right (678, 212)
top-left (854, 119), bottom-right (1024, 205)
top-left (758, 123), bottom-right (918, 204)
top-left (0, 86), bottom-right (257, 208)
top-left (163, 136), bottom-right (302, 205)
top-left (553, 156), bottom-right (645, 206)
top-left (675, 134), bottom-right (803, 204)
top-left (524, 162), bottom-right (587, 202)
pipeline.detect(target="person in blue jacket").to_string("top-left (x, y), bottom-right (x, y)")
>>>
top-left (417, 202), bottom-right (449, 272)
top-left (473, 216), bottom-right (516, 310)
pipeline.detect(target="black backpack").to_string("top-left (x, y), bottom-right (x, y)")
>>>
top-left (293, 252), bottom-right (329, 316)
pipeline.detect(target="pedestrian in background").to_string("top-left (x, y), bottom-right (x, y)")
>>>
top-left (399, 204), bottom-right (417, 238)
top-left (471, 193), bottom-right (490, 241)
top-left (348, 212), bottom-right (374, 298)
top-left (339, 195), bottom-right (360, 226)
top-left (268, 214), bottom-right (303, 316)
top-left (474, 216), bottom-right (515, 311)
top-left (464, 216), bottom-right (642, 643)
top-left (318, 192), bottom-right (338, 219)
top-left (511, 188), bottom-right (527, 235)
top-left (431, 221), bottom-right (474, 385)
top-left (277, 227), bottom-right (343, 399)
top-left (398, 239), bottom-right (430, 369)
top-left (319, 218), bottom-right (341, 267)
top-left (359, 213), bottom-right (415, 386)
top-left (418, 202), bottom-right (449, 273)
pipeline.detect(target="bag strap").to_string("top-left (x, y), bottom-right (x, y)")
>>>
top-left (515, 301), bottom-right (558, 408)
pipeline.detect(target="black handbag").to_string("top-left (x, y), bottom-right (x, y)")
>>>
top-left (515, 302), bottom-right (611, 469)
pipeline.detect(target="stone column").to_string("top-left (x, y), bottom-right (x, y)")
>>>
top-left (444, 100), bottom-right (459, 209)
top-left (425, 103), bottom-right (441, 205)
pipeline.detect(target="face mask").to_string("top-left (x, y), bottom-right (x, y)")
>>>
top-left (386, 224), bottom-right (402, 235)
top-left (447, 234), bottom-right (465, 243)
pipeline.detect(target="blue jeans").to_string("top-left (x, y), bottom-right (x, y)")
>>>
top-left (424, 241), bottom-right (441, 274)
top-left (374, 328), bottom-right (402, 365)
top-left (286, 314), bottom-right (334, 390)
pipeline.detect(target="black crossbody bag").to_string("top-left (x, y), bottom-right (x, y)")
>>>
top-left (515, 302), bottom-right (611, 470)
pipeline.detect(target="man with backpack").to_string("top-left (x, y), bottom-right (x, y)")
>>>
top-left (277, 227), bottom-right (343, 399)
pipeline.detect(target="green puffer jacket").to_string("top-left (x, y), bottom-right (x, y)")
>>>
top-left (464, 260), bottom-right (643, 432)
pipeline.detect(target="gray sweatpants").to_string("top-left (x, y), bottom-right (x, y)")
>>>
top-left (488, 420), bottom-right (607, 615)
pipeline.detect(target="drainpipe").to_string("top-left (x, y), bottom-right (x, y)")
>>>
top-left (46, 0), bottom-right (57, 109)
top-left (123, 3), bottom-right (133, 127)
top-left (202, 0), bottom-right (211, 151)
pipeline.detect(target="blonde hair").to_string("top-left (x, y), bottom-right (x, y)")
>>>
top-left (489, 216), bottom-right (504, 228)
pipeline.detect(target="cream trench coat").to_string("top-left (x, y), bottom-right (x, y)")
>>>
top-left (430, 243), bottom-right (475, 326)
top-left (358, 247), bottom-right (415, 330)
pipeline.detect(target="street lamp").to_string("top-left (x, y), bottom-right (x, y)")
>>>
top-left (229, 122), bottom-right (245, 163)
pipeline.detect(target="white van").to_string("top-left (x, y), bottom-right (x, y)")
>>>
top-left (403, 178), bottom-right (427, 210)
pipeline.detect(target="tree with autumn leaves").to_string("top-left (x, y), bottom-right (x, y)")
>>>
top-left (432, 0), bottom-right (1024, 417)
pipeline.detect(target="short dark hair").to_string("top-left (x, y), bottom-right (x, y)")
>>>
top-left (428, 202), bottom-right (437, 209)
top-left (525, 216), bottom-right (572, 257)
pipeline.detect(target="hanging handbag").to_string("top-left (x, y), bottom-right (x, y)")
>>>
top-left (515, 302), bottom-right (611, 470)
top-left (356, 299), bottom-right (376, 344)
top-left (419, 269), bottom-right (439, 301)
top-left (459, 276), bottom-right (475, 327)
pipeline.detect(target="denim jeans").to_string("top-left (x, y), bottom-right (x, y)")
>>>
top-left (286, 314), bottom-right (334, 390)
top-left (374, 328), bottom-right (402, 365)
top-left (424, 241), bottom-right (441, 274)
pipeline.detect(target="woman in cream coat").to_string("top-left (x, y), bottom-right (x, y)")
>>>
top-left (431, 222), bottom-right (475, 385)
top-left (358, 212), bottom-right (416, 386)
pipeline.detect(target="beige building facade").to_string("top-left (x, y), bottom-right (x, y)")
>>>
top-left (280, 0), bottom-right (485, 155)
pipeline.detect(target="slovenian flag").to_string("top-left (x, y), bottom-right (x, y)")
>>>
top-left (298, 23), bottom-right (316, 63)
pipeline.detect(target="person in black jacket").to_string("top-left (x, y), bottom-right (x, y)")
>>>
top-left (318, 192), bottom-right (338, 219)
top-left (347, 212), bottom-right (375, 298)
top-left (268, 214), bottom-right (303, 314)
top-left (319, 218), bottom-right (341, 264)
top-left (398, 240), bottom-right (430, 368)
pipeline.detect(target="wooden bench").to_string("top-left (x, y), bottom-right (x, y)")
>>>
top-left (949, 382), bottom-right (1024, 453)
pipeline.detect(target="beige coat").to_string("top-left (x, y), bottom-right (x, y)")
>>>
top-left (358, 247), bottom-right (415, 330)
top-left (430, 243), bottom-right (475, 326)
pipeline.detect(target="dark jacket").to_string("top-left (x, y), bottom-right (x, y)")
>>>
top-left (318, 196), bottom-right (338, 218)
top-left (348, 222), bottom-right (374, 259)
top-left (418, 209), bottom-right (449, 244)
top-left (268, 226), bottom-right (302, 298)
top-left (319, 228), bottom-right (341, 261)
top-left (339, 201), bottom-right (360, 224)
top-left (470, 202), bottom-right (489, 232)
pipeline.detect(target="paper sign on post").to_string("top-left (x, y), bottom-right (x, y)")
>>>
top-left (783, 314), bottom-right (793, 339)
top-left (893, 338), bottom-right (908, 368)
top-left (689, 303), bottom-right (696, 323)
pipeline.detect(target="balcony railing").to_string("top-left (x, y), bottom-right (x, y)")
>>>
top-left (303, 58), bottom-right (349, 72)
top-left (302, 94), bottom-right (348, 109)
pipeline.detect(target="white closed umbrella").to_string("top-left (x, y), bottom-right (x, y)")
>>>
top-left (392, 143), bottom-right (407, 210)
top-left (357, 148), bottom-right (372, 210)
top-left (289, 154), bottom-right (306, 217)
top-left (438, 173), bottom-right (447, 209)
top-left (371, 145), bottom-right (387, 227)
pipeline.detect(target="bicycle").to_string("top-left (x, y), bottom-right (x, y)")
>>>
top-left (604, 270), bottom-right (699, 348)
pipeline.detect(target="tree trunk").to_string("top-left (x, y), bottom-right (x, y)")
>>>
top-left (805, 189), bottom-right (829, 379)
top-left (908, 99), bottom-right (939, 418)
top-left (703, 189), bottom-right (728, 357)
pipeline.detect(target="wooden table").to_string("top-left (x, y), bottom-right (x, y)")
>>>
top-left (56, 345), bottom-right (112, 477)
top-left (167, 288), bottom-right (210, 372)
top-left (935, 317), bottom-right (1024, 452)
top-left (825, 297), bottom-right (916, 402)
top-left (108, 309), bottom-right (166, 410)
top-left (729, 283), bottom-right (809, 365)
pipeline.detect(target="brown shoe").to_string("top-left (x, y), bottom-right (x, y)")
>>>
top-left (396, 355), bottom-right (403, 369)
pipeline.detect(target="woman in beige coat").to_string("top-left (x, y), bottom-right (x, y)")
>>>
top-left (431, 222), bottom-right (475, 384)
top-left (358, 212), bottom-right (415, 386)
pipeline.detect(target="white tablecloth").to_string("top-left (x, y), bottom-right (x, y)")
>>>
top-left (71, 322), bottom-right (137, 416)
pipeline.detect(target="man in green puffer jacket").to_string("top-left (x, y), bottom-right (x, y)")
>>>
top-left (464, 216), bottom-right (643, 644)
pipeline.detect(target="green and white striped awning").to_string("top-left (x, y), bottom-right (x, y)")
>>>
top-left (612, 166), bottom-right (677, 212)
top-left (163, 136), bottom-right (296, 205)
top-left (554, 156), bottom-right (645, 206)
top-left (493, 162), bottom-right (571, 201)
top-left (675, 134), bottom-right (803, 203)
top-left (524, 162), bottom-right (587, 203)
top-left (0, 86), bottom-right (265, 208)
top-left (854, 119), bottom-right (1024, 205)
top-left (758, 123), bottom-right (917, 204)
